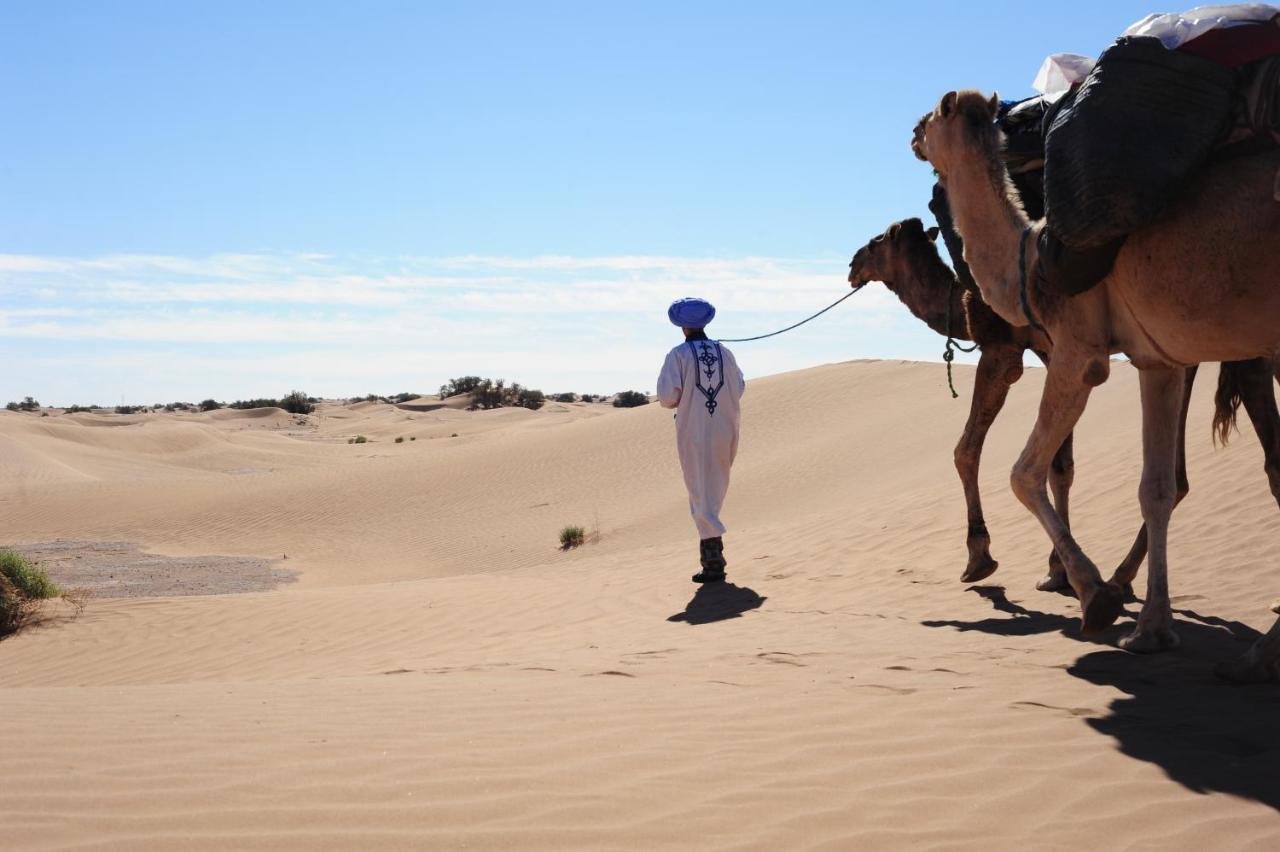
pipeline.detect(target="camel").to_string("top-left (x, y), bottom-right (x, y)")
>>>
top-left (847, 217), bottom-right (1280, 599)
top-left (913, 89), bottom-right (1280, 680)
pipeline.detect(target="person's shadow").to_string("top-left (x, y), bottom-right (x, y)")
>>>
top-left (924, 584), bottom-right (1280, 810)
top-left (668, 582), bottom-right (766, 625)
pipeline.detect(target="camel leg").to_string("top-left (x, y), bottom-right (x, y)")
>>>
top-left (1038, 432), bottom-right (1075, 593)
top-left (955, 344), bottom-right (1022, 583)
top-left (1233, 358), bottom-right (1280, 510)
top-left (1010, 352), bottom-right (1124, 634)
top-left (1217, 609), bottom-right (1280, 683)
top-left (1109, 365), bottom-right (1197, 596)
top-left (1119, 367), bottom-right (1185, 653)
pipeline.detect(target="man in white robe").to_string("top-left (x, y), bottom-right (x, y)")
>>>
top-left (656, 297), bottom-right (746, 583)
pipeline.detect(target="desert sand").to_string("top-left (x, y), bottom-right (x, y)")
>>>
top-left (2, 359), bottom-right (1278, 850)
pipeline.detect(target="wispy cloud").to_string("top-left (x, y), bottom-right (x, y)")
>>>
top-left (0, 250), bottom-right (935, 404)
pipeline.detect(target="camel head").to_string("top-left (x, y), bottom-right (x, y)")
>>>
top-left (848, 218), bottom-right (940, 290)
top-left (912, 90), bottom-right (1001, 181)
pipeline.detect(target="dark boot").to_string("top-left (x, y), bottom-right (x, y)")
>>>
top-left (692, 536), bottom-right (727, 583)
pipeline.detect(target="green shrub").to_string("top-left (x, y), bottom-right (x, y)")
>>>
top-left (280, 390), bottom-right (315, 415)
top-left (0, 549), bottom-right (59, 637)
top-left (0, 550), bottom-right (59, 599)
top-left (559, 526), bottom-right (586, 550)
top-left (115, 405), bottom-right (141, 414)
top-left (612, 390), bottom-right (650, 408)
top-left (440, 376), bottom-right (484, 398)
top-left (6, 397), bottom-right (40, 412)
top-left (199, 399), bottom-right (222, 411)
top-left (553, 392), bottom-right (577, 403)
top-left (229, 398), bottom-right (279, 410)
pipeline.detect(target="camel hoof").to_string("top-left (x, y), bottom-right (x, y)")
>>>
top-left (961, 556), bottom-right (998, 584)
top-left (1035, 572), bottom-right (1073, 594)
top-left (1119, 626), bottom-right (1179, 653)
top-left (1081, 583), bottom-right (1125, 637)
top-left (1214, 657), bottom-right (1279, 684)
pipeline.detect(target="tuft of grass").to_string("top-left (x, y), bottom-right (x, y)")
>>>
top-left (559, 526), bottom-right (586, 550)
top-left (0, 549), bottom-right (59, 599)
top-left (347, 435), bottom-right (369, 445)
top-left (0, 549), bottom-right (61, 637)
top-left (395, 436), bottom-right (404, 444)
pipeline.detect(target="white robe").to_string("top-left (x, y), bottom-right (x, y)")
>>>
top-left (656, 338), bottom-right (746, 539)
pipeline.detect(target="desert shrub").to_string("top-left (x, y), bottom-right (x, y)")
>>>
top-left (280, 390), bottom-right (315, 415)
top-left (391, 392), bottom-right (418, 403)
top-left (410, 436), bottom-right (416, 441)
top-left (199, 399), bottom-right (222, 411)
top-left (612, 390), bottom-right (650, 408)
top-left (7, 397), bottom-right (39, 412)
top-left (0, 549), bottom-right (59, 637)
top-left (440, 376), bottom-right (484, 398)
top-left (4, 402), bottom-right (17, 411)
top-left (395, 436), bottom-right (404, 443)
top-left (516, 388), bottom-right (545, 410)
top-left (349, 435), bottom-right (368, 444)
top-left (579, 394), bottom-right (596, 403)
top-left (559, 526), bottom-right (586, 550)
top-left (552, 392), bottom-right (577, 403)
top-left (115, 405), bottom-right (141, 414)
top-left (451, 433), bottom-right (458, 438)
top-left (229, 398), bottom-right (279, 410)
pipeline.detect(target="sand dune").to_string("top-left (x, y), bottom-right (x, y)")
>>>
top-left (2, 360), bottom-right (1278, 850)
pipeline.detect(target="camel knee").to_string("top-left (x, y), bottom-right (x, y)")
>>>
top-left (1082, 358), bottom-right (1110, 387)
top-left (1010, 460), bottom-right (1046, 509)
top-left (953, 441), bottom-right (978, 479)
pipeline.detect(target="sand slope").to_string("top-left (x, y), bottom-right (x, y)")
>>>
top-left (2, 360), bottom-right (1279, 850)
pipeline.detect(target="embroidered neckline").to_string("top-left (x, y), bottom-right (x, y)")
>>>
top-left (687, 340), bottom-right (725, 416)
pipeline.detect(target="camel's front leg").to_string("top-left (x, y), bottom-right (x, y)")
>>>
top-left (955, 344), bottom-right (1023, 583)
top-left (1109, 365), bottom-right (1197, 596)
top-left (1120, 366), bottom-right (1186, 652)
top-left (1011, 354), bottom-right (1125, 634)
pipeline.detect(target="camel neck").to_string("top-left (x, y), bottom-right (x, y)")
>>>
top-left (891, 247), bottom-right (975, 342)
top-left (942, 136), bottom-right (1031, 327)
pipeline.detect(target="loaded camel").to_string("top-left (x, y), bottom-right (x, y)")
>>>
top-left (847, 218), bottom-right (1280, 598)
top-left (913, 89), bottom-right (1280, 680)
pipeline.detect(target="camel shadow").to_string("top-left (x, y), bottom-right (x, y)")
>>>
top-left (925, 585), bottom-right (1280, 809)
top-left (920, 584), bottom-right (1130, 641)
top-left (667, 582), bottom-right (766, 625)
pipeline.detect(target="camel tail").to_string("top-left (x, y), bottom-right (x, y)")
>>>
top-left (1213, 361), bottom-right (1247, 446)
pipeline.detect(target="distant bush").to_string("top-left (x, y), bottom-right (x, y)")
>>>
top-left (559, 526), bottom-right (586, 550)
top-left (552, 392), bottom-right (577, 403)
top-left (348, 435), bottom-right (368, 444)
top-left (579, 394), bottom-right (597, 403)
top-left (612, 391), bottom-right (650, 408)
top-left (410, 436), bottom-right (416, 441)
top-left (115, 405), bottom-right (141, 415)
top-left (391, 392), bottom-right (418, 403)
top-left (515, 387), bottom-right (545, 411)
top-left (394, 436), bottom-right (404, 443)
top-left (65, 404), bottom-right (98, 414)
top-left (461, 379), bottom-right (546, 411)
top-left (229, 398), bottom-right (279, 410)
top-left (440, 376), bottom-right (484, 398)
top-left (280, 390), bottom-right (315, 415)
top-left (6, 397), bottom-right (39, 412)
top-left (0, 549), bottom-right (60, 637)
top-left (199, 399), bottom-right (222, 411)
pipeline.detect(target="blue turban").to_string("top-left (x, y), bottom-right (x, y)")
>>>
top-left (668, 297), bottom-right (716, 328)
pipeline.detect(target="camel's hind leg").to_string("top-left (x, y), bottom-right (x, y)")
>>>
top-left (1009, 350), bottom-right (1124, 634)
top-left (1234, 358), bottom-right (1280, 510)
top-left (955, 344), bottom-right (1023, 583)
top-left (1120, 367), bottom-right (1186, 653)
top-left (1039, 432), bottom-right (1076, 593)
top-left (1109, 365), bottom-right (1197, 596)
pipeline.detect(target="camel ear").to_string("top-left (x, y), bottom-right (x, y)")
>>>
top-left (926, 227), bottom-right (940, 242)
top-left (988, 92), bottom-right (1000, 118)
top-left (939, 91), bottom-right (958, 119)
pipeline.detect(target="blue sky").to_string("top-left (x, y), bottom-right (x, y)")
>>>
top-left (2, 1), bottom-right (1160, 404)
